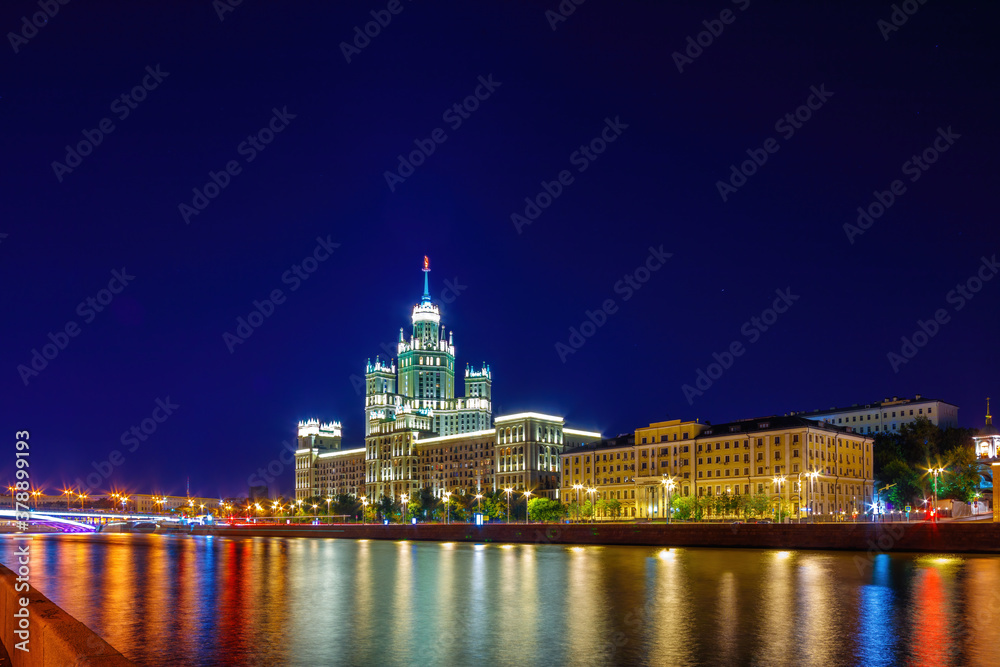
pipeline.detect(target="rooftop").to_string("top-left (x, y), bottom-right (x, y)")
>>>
top-left (789, 394), bottom-right (957, 417)
top-left (561, 433), bottom-right (635, 457)
top-left (701, 415), bottom-right (872, 438)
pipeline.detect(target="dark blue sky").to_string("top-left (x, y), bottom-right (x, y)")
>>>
top-left (2, 1), bottom-right (997, 498)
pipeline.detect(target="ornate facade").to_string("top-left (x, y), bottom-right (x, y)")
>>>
top-left (295, 259), bottom-right (600, 501)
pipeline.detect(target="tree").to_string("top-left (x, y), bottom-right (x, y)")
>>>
top-left (528, 497), bottom-right (566, 522)
top-left (595, 498), bottom-right (608, 519)
top-left (671, 495), bottom-right (693, 520)
top-left (377, 495), bottom-right (401, 522)
top-left (332, 494), bottom-right (361, 518)
top-left (417, 486), bottom-right (441, 521)
top-left (480, 491), bottom-right (506, 521)
top-left (606, 498), bottom-right (622, 519)
top-left (874, 418), bottom-right (979, 507)
top-left (940, 446), bottom-right (982, 502)
top-left (443, 495), bottom-right (467, 522)
top-left (745, 493), bottom-right (770, 519)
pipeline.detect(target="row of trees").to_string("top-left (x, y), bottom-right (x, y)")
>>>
top-left (671, 493), bottom-right (791, 522)
top-left (287, 490), bottom-right (794, 523)
top-left (873, 418), bottom-right (983, 507)
top-left (292, 489), bottom-right (573, 523)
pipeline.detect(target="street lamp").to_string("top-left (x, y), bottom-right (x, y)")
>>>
top-left (401, 494), bottom-right (409, 523)
top-left (929, 467), bottom-right (945, 519)
top-left (63, 489), bottom-right (74, 511)
top-left (361, 496), bottom-right (368, 526)
top-left (660, 477), bottom-right (676, 524)
top-left (77, 493), bottom-right (88, 509)
top-left (474, 493), bottom-right (482, 519)
top-left (587, 488), bottom-right (597, 522)
top-left (803, 471), bottom-right (820, 523)
top-left (772, 476), bottom-right (786, 522)
top-left (572, 484), bottom-right (583, 521)
top-left (523, 490), bottom-right (533, 524)
top-left (444, 492), bottom-right (452, 524)
top-left (325, 497), bottom-right (332, 522)
top-left (504, 487), bottom-right (513, 524)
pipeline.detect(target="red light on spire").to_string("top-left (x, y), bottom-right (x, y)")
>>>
top-left (423, 256), bottom-right (430, 271)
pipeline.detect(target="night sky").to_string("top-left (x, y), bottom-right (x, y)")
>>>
top-left (2, 1), bottom-right (997, 499)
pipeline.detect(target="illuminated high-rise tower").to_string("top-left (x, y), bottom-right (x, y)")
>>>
top-left (363, 258), bottom-right (493, 499)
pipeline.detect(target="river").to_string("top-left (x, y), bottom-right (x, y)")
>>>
top-left (3, 534), bottom-right (999, 666)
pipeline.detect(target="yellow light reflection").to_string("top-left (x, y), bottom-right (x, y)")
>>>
top-left (658, 548), bottom-right (675, 560)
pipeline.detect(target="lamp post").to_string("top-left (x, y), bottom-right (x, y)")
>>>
top-left (443, 492), bottom-right (452, 524)
top-left (401, 494), bottom-right (409, 523)
top-left (572, 484), bottom-right (583, 521)
top-left (660, 477), bottom-right (676, 524)
top-left (587, 487), bottom-right (597, 523)
top-left (772, 476), bottom-right (785, 522)
top-left (804, 471), bottom-right (819, 523)
top-left (474, 493), bottom-right (482, 520)
top-left (64, 489), bottom-right (73, 511)
top-left (930, 467), bottom-right (945, 519)
top-left (78, 493), bottom-right (87, 510)
top-left (504, 487), bottom-right (513, 523)
top-left (523, 490), bottom-right (533, 524)
top-left (361, 497), bottom-right (368, 526)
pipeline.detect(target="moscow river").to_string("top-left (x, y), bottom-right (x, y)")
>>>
top-left (4, 534), bottom-right (1000, 666)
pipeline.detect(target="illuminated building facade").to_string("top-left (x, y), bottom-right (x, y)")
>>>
top-left (974, 399), bottom-right (999, 459)
top-left (295, 259), bottom-right (600, 501)
top-left (791, 394), bottom-right (958, 434)
top-left (294, 419), bottom-right (365, 499)
top-left (563, 416), bottom-right (874, 521)
top-left (560, 434), bottom-right (638, 517)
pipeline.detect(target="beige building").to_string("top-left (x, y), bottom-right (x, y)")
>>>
top-left (560, 434), bottom-right (638, 517)
top-left (562, 415), bottom-right (874, 522)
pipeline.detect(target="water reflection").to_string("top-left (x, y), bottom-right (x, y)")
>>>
top-left (2, 536), bottom-right (999, 666)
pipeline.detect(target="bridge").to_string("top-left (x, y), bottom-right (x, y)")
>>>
top-left (0, 508), bottom-right (167, 532)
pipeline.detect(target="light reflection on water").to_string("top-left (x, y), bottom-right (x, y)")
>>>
top-left (3, 535), bottom-right (1000, 666)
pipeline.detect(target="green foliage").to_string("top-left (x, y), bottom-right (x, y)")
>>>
top-left (744, 493), bottom-right (771, 519)
top-left (528, 497), bottom-right (566, 522)
top-left (480, 491), bottom-right (507, 521)
top-left (443, 496), bottom-right (467, 522)
top-left (672, 495), bottom-right (695, 520)
top-left (332, 494), bottom-right (361, 517)
top-left (873, 418), bottom-right (981, 506)
top-left (377, 495), bottom-right (401, 522)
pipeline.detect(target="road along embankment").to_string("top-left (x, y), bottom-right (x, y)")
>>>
top-left (191, 521), bottom-right (1000, 553)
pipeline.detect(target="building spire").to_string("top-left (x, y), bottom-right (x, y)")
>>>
top-left (421, 256), bottom-right (431, 304)
top-left (988, 397), bottom-right (993, 426)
